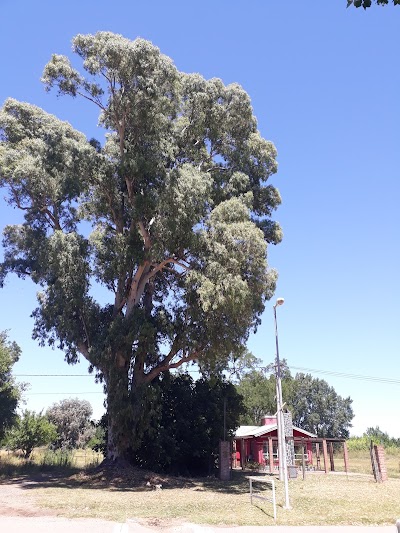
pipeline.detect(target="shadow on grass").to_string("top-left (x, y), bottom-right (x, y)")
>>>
top-left (199, 470), bottom-right (278, 495)
top-left (1, 459), bottom-right (278, 497)
top-left (0, 462), bottom-right (84, 488)
top-left (252, 502), bottom-right (277, 520)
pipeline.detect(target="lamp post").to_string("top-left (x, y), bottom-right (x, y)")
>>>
top-left (273, 297), bottom-right (290, 509)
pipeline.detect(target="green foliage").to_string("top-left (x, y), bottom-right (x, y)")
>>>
top-left (236, 364), bottom-right (354, 438)
top-left (6, 410), bottom-right (57, 458)
top-left (87, 422), bottom-right (106, 453)
top-left (346, 436), bottom-right (373, 451)
top-left (46, 398), bottom-right (95, 449)
top-left (0, 32), bottom-right (280, 460)
top-left (92, 374), bottom-right (244, 475)
top-left (364, 426), bottom-right (400, 447)
top-left (0, 332), bottom-right (23, 442)
top-left (289, 373), bottom-right (353, 438)
top-left (130, 374), bottom-right (244, 475)
top-left (347, 428), bottom-right (400, 453)
top-left (226, 349), bottom-right (263, 382)
top-left (39, 448), bottom-right (74, 468)
top-left (236, 370), bottom-right (275, 425)
top-left (235, 357), bottom-right (297, 425)
top-left (347, 0), bottom-right (400, 7)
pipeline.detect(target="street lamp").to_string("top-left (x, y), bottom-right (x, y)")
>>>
top-left (273, 297), bottom-right (290, 509)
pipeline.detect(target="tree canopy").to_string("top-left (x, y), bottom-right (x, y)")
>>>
top-left (46, 398), bottom-right (94, 450)
top-left (0, 331), bottom-right (23, 441)
top-left (5, 410), bottom-right (57, 458)
top-left (236, 363), bottom-right (354, 438)
top-left (0, 32), bottom-right (281, 461)
top-left (290, 372), bottom-right (353, 438)
top-left (347, 0), bottom-right (400, 7)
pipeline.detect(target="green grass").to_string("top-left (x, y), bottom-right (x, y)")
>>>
top-left (1, 447), bottom-right (400, 526)
top-left (23, 471), bottom-right (400, 526)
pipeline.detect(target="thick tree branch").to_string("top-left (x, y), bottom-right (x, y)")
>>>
top-left (138, 220), bottom-right (151, 249)
top-left (125, 261), bottom-right (151, 317)
top-left (44, 207), bottom-right (61, 231)
top-left (76, 90), bottom-right (106, 111)
top-left (125, 256), bottom-right (189, 318)
top-left (77, 341), bottom-right (90, 360)
top-left (9, 185), bottom-right (63, 231)
top-left (144, 257), bottom-right (190, 282)
top-left (80, 312), bottom-right (91, 349)
top-left (143, 349), bottom-right (200, 384)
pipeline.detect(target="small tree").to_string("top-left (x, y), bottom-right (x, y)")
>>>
top-left (0, 331), bottom-right (24, 442)
top-left (6, 410), bottom-right (57, 458)
top-left (46, 398), bottom-right (95, 449)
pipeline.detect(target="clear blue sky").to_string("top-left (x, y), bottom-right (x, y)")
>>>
top-left (1, 1), bottom-right (399, 437)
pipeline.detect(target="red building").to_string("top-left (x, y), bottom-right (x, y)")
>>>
top-left (233, 414), bottom-right (316, 472)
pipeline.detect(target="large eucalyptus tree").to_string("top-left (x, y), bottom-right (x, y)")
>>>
top-left (0, 32), bottom-right (281, 462)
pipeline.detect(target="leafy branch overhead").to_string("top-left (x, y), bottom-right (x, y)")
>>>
top-left (347, 0), bottom-right (400, 8)
top-left (0, 32), bottom-right (281, 461)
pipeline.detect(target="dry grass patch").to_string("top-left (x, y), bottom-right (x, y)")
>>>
top-left (346, 449), bottom-right (400, 479)
top-left (2, 448), bottom-right (400, 526)
top-left (27, 470), bottom-right (400, 526)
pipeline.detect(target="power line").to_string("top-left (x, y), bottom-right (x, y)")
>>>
top-left (234, 363), bottom-right (400, 386)
top-left (15, 366), bottom-right (400, 386)
top-left (15, 374), bottom-right (90, 377)
top-left (288, 365), bottom-right (400, 385)
top-left (24, 391), bottom-right (104, 395)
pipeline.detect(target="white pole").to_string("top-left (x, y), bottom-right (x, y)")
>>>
top-left (274, 300), bottom-right (291, 509)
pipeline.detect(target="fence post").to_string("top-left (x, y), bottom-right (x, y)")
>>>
top-left (301, 438), bottom-right (306, 480)
top-left (322, 440), bottom-right (328, 474)
top-left (329, 441), bottom-right (335, 472)
top-left (315, 442), bottom-right (320, 470)
top-left (266, 437), bottom-right (272, 473)
top-left (370, 440), bottom-right (381, 482)
top-left (343, 441), bottom-right (349, 475)
top-left (374, 445), bottom-right (387, 482)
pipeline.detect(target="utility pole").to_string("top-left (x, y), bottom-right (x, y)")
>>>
top-left (273, 297), bottom-right (291, 509)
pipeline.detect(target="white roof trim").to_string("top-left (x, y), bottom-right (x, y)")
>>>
top-left (235, 424), bottom-right (317, 438)
top-left (235, 425), bottom-right (259, 437)
top-left (293, 426), bottom-right (317, 438)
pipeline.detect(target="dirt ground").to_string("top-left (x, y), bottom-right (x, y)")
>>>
top-left (0, 477), bottom-right (57, 518)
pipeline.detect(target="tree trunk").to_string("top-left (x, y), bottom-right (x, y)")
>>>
top-left (106, 361), bottom-right (131, 462)
top-left (105, 359), bottom-right (155, 463)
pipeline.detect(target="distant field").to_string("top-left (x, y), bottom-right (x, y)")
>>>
top-left (331, 448), bottom-right (400, 479)
top-left (348, 448), bottom-right (400, 479)
top-left (0, 447), bottom-right (103, 474)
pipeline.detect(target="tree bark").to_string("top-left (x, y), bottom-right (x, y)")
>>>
top-left (106, 360), bottom-right (131, 462)
top-left (105, 354), bottom-right (155, 462)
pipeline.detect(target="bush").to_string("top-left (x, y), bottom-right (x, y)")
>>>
top-left (6, 410), bottom-right (57, 458)
top-left (39, 449), bottom-right (74, 469)
top-left (347, 429), bottom-right (400, 452)
top-left (347, 436), bottom-right (371, 451)
top-left (131, 374), bottom-right (244, 476)
top-left (46, 398), bottom-right (95, 450)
